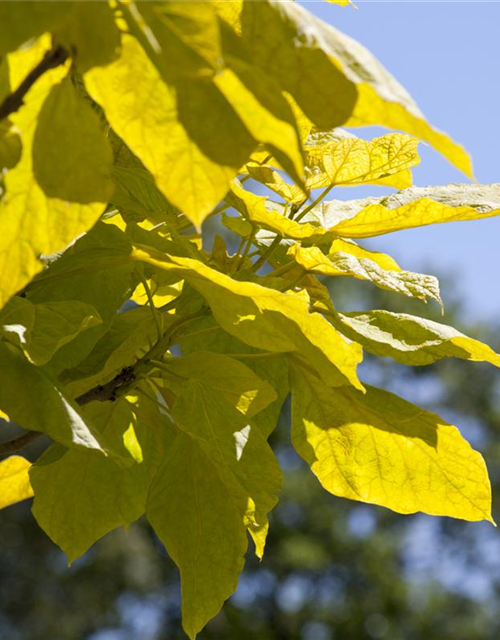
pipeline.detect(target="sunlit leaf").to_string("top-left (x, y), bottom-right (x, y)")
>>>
top-left (291, 365), bottom-right (493, 522)
top-left (308, 183), bottom-right (500, 238)
top-left (131, 245), bottom-right (364, 389)
top-left (0, 42), bottom-right (109, 311)
top-left (288, 243), bottom-right (442, 307)
top-left (0, 455), bottom-right (34, 510)
top-left (334, 310), bottom-right (500, 367)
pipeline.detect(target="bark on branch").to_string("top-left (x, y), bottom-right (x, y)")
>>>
top-left (0, 45), bottom-right (68, 122)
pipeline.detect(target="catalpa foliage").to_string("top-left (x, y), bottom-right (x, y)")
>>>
top-left (0, 2), bottom-right (498, 637)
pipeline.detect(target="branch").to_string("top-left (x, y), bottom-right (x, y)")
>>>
top-left (0, 309), bottom-right (207, 456)
top-left (0, 430), bottom-right (42, 456)
top-left (0, 45), bottom-right (68, 122)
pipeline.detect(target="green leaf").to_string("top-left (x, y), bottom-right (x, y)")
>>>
top-left (0, 455), bottom-right (34, 510)
top-left (54, 1), bottom-right (121, 72)
top-left (333, 310), bottom-right (500, 367)
top-left (84, 34), bottom-right (255, 229)
top-left (147, 380), bottom-right (281, 638)
top-left (0, 341), bottom-right (104, 452)
top-left (62, 306), bottom-right (166, 398)
top-left (288, 243), bottom-right (442, 307)
top-left (159, 351), bottom-right (277, 418)
top-left (137, 0), bottom-right (223, 79)
top-left (30, 394), bottom-right (168, 563)
top-left (148, 430), bottom-right (247, 640)
top-left (0, 296), bottom-right (102, 365)
top-left (28, 223), bottom-right (135, 375)
top-left (131, 246), bottom-right (364, 390)
top-left (307, 183), bottom-right (500, 238)
top-left (291, 365), bottom-right (493, 523)
top-left (0, 42), bottom-right (109, 311)
top-left (0, 2), bottom-right (71, 56)
top-left (33, 79), bottom-right (114, 203)
top-left (179, 317), bottom-right (290, 439)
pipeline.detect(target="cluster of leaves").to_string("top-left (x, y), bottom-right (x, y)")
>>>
top-left (0, 2), bottom-right (499, 637)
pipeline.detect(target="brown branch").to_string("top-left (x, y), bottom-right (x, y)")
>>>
top-left (0, 45), bottom-right (68, 122)
top-left (0, 430), bottom-right (42, 455)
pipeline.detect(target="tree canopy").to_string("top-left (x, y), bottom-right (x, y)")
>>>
top-left (0, 2), bottom-right (499, 637)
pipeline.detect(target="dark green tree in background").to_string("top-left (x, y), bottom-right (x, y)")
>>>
top-left (2, 274), bottom-right (500, 640)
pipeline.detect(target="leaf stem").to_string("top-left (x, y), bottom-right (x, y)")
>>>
top-left (294, 184), bottom-right (335, 223)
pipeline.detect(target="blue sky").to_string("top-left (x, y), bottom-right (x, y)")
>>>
top-left (299, 1), bottom-right (500, 321)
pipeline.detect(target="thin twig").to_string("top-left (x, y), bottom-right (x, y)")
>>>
top-left (293, 184), bottom-right (335, 223)
top-left (0, 45), bottom-right (68, 121)
top-left (0, 309), bottom-right (207, 455)
top-left (0, 430), bottom-right (43, 456)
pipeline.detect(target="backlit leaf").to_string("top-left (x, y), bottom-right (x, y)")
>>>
top-left (0, 42), bottom-right (109, 311)
top-left (288, 244), bottom-right (442, 307)
top-left (131, 246), bottom-right (364, 389)
top-left (334, 310), bottom-right (500, 367)
top-left (0, 455), bottom-right (34, 510)
top-left (309, 183), bottom-right (500, 238)
top-left (291, 365), bottom-right (493, 522)
top-left (85, 35), bottom-right (255, 229)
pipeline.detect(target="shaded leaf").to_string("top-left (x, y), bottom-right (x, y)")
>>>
top-left (33, 79), bottom-right (114, 203)
top-left (0, 296), bottom-right (102, 365)
top-left (0, 341), bottom-right (104, 452)
top-left (31, 395), bottom-right (167, 563)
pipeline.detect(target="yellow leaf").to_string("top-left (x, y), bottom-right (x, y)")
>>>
top-left (329, 238), bottom-right (402, 271)
top-left (0, 455), bottom-right (34, 510)
top-left (288, 244), bottom-right (442, 307)
top-left (85, 35), bottom-right (255, 230)
top-left (247, 134), bottom-right (417, 203)
top-left (0, 42), bottom-right (108, 311)
top-left (215, 1), bottom-right (471, 175)
top-left (321, 183), bottom-right (500, 238)
top-left (305, 133), bottom-right (420, 189)
top-left (334, 310), bottom-right (500, 367)
top-left (228, 181), bottom-right (330, 242)
top-left (291, 366), bottom-right (493, 523)
top-left (213, 62), bottom-right (304, 185)
top-left (131, 245), bottom-right (364, 390)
